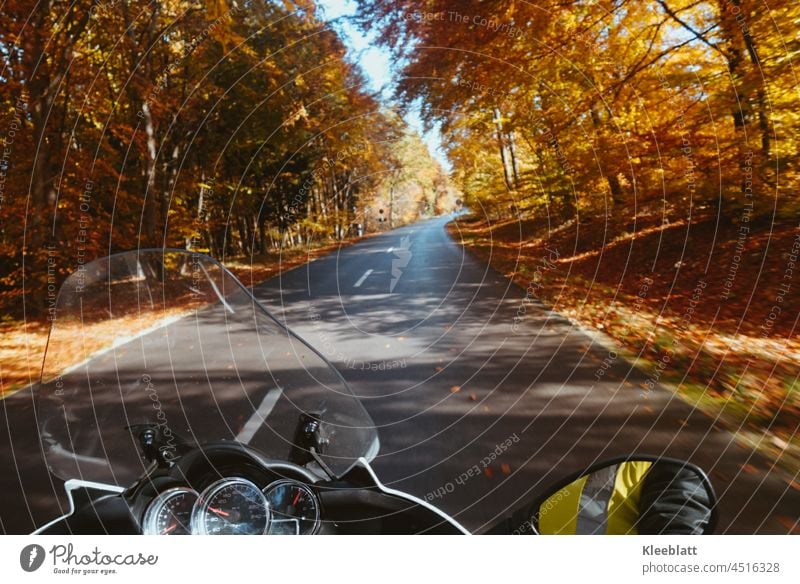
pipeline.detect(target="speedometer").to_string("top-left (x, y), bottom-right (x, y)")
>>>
top-left (142, 487), bottom-right (198, 535)
top-left (192, 478), bottom-right (270, 535)
top-left (263, 480), bottom-right (320, 535)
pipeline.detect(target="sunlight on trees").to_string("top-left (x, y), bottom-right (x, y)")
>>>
top-left (0, 0), bottom-right (449, 314)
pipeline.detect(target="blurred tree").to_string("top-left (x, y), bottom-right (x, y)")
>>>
top-left (0, 0), bottom-right (445, 316)
top-left (355, 0), bottom-right (799, 220)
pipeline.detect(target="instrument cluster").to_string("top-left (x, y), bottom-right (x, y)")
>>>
top-left (142, 477), bottom-right (321, 535)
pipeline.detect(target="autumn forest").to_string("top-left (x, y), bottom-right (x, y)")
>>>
top-left (1, 1), bottom-right (799, 487)
top-left (1, 0), bottom-right (456, 317)
top-left (2, 0), bottom-right (798, 307)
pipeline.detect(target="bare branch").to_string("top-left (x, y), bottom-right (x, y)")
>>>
top-left (655, 0), bottom-right (726, 57)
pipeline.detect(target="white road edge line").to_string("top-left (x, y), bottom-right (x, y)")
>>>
top-left (236, 387), bottom-right (283, 444)
top-left (354, 269), bottom-right (373, 288)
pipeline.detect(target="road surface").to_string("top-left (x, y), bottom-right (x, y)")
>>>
top-left (1, 215), bottom-right (797, 533)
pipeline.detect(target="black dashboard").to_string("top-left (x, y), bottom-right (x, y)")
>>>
top-left (130, 443), bottom-right (328, 535)
top-left (39, 442), bottom-right (465, 535)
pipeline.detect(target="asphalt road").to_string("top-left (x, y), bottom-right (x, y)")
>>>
top-left (253, 215), bottom-right (799, 533)
top-left (1, 215), bottom-right (798, 533)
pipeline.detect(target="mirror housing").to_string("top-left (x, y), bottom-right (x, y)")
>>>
top-left (502, 456), bottom-right (718, 535)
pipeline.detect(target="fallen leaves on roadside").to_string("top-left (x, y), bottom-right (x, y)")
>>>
top-left (447, 215), bottom-right (800, 476)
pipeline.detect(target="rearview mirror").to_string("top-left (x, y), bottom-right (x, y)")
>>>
top-left (517, 456), bottom-right (718, 535)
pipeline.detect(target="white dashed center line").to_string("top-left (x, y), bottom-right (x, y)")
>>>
top-left (236, 388), bottom-right (283, 444)
top-left (354, 269), bottom-right (373, 288)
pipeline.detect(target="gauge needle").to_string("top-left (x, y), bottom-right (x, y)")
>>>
top-left (209, 507), bottom-right (231, 518)
top-left (292, 490), bottom-right (302, 506)
top-left (162, 523), bottom-right (178, 534)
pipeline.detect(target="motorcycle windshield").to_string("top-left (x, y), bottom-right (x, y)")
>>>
top-left (38, 250), bottom-right (378, 484)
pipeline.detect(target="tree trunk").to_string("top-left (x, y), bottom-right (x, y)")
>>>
top-left (508, 130), bottom-right (522, 188)
top-left (590, 105), bottom-right (625, 207)
top-left (494, 108), bottom-right (515, 192)
top-left (739, 15), bottom-right (770, 159)
top-left (141, 102), bottom-right (159, 246)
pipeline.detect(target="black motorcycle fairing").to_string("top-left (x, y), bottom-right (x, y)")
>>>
top-left (35, 445), bottom-right (466, 535)
top-left (319, 463), bottom-right (467, 535)
top-left (35, 483), bottom-right (137, 535)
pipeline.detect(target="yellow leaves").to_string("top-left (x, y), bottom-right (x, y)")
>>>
top-left (284, 103), bottom-right (309, 127)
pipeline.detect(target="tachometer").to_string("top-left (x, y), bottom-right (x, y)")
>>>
top-left (142, 487), bottom-right (199, 535)
top-left (263, 480), bottom-right (320, 535)
top-left (192, 478), bottom-right (270, 535)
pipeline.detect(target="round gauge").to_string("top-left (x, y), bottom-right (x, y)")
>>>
top-left (142, 487), bottom-right (199, 535)
top-left (263, 480), bottom-right (320, 535)
top-left (192, 478), bottom-right (270, 535)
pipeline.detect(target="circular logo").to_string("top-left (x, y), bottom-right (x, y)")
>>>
top-left (20, 544), bottom-right (46, 572)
